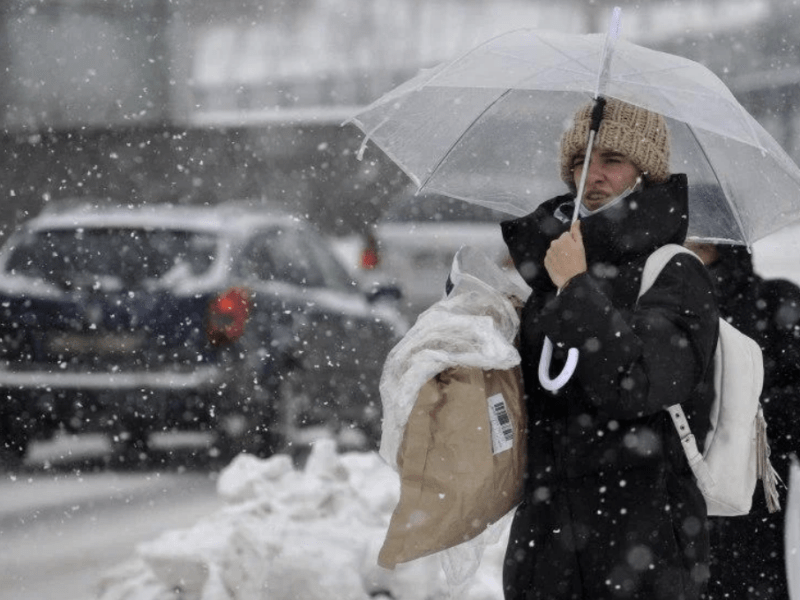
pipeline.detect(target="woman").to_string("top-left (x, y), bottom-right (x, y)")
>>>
top-left (501, 98), bottom-right (719, 599)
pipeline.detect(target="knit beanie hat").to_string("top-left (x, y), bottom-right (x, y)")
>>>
top-left (559, 98), bottom-right (671, 187)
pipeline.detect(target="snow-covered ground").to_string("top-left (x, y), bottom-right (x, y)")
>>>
top-left (96, 440), bottom-right (508, 600)
top-left (90, 226), bottom-right (800, 600)
top-left (0, 433), bottom-right (224, 600)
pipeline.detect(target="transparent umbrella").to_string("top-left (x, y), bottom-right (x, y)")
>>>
top-left (348, 24), bottom-right (800, 246)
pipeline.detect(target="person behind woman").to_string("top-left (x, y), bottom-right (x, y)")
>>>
top-left (501, 98), bottom-right (719, 599)
top-left (686, 241), bottom-right (800, 599)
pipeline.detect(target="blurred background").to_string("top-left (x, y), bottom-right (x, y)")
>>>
top-left (4, 4), bottom-right (800, 599)
top-left (1, 0), bottom-right (799, 239)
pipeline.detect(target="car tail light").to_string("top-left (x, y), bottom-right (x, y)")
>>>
top-left (360, 234), bottom-right (380, 269)
top-left (207, 287), bottom-right (250, 345)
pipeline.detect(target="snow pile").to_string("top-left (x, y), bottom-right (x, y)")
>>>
top-left (96, 439), bottom-right (507, 600)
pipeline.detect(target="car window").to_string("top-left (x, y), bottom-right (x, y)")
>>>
top-left (239, 228), bottom-right (353, 292)
top-left (237, 234), bottom-right (278, 282)
top-left (4, 227), bottom-right (218, 288)
top-left (381, 189), bottom-right (507, 223)
top-left (246, 228), bottom-right (326, 287)
top-left (302, 235), bottom-right (356, 293)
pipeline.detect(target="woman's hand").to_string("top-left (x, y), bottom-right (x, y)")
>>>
top-left (544, 221), bottom-right (587, 290)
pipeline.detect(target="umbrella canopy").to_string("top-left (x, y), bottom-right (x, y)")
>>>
top-left (348, 28), bottom-right (800, 246)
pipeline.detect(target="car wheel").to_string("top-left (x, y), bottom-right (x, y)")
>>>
top-left (0, 439), bottom-right (26, 472)
top-left (108, 424), bottom-right (150, 469)
top-left (270, 368), bottom-right (333, 462)
top-left (212, 371), bottom-right (275, 463)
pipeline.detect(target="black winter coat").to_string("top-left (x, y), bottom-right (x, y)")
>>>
top-left (500, 175), bottom-right (719, 600)
top-left (705, 246), bottom-right (800, 600)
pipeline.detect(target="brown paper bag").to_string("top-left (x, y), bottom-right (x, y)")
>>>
top-left (378, 365), bottom-right (526, 569)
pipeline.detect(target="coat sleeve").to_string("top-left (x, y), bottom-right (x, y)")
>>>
top-left (538, 255), bottom-right (719, 419)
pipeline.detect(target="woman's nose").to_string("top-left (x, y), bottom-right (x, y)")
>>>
top-left (586, 159), bottom-right (603, 180)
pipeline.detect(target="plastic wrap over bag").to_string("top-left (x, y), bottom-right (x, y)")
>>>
top-left (377, 246), bottom-right (531, 587)
top-left (378, 246), bottom-right (529, 468)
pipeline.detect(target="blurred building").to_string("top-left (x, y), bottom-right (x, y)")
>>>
top-left (1, 0), bottom-right (794, 130)
top-left (0, 0), bottom-right (798, 236)
top-left (0, 0), bottom-right (190, 130)
top-left (0, 0), bottom-right (581, 131)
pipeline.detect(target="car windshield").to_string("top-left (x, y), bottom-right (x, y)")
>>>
top-left (381, 190), bottom-right (508, 223)
top-left (4, 227), bottom-right (219, 289)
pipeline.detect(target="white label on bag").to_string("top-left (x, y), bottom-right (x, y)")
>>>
top-left (487, 393), bottom-right (514, 454)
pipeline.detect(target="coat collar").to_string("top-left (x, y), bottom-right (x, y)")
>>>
top-left (501, 174), bottom-right (689, 290)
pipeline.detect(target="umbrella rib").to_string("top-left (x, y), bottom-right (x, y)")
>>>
top-left (426, 34), bottom-right (751, 147)
top-left (526, 33), bottom-right (602, 73)
top-left (416, 88), bottom-right (515, 193)
top-left (487, 46), bottom-right (598, 80)
top-left (610, 69), bottom-right (735, 106)
top-left (685, 124), bottom-right (750, 246)
top-left (482, 40), bottom-right (747, 133)
top-left (485, 38), bottom-right (602, 87)
top-left (351, 28), bottom-right (539, 117)
top-left (481, 48), bottom-right (748, 141)
top-left (447, 31), bottom-right (605, 93)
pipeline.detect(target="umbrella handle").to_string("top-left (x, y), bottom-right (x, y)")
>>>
top-left (541, 93), bottom-right (601, 390)
top-left (538, 336), bottom-right (579, 391)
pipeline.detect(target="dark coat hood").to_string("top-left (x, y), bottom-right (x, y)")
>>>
top-left (501, 174), bottom-right (689, 293)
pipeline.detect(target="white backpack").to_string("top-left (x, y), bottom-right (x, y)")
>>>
top-left (639, 244), bottom-right (781, 517)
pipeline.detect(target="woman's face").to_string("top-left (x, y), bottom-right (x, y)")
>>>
top-left (572, 147), bottom-right (641, 212)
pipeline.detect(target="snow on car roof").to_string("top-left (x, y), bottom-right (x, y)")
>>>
top-left (27, 200), bottom-right (302, 235)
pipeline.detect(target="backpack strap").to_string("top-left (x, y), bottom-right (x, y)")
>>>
top-left (638, 245), bottom-right (715, 488)
top-left (638, 244), bottom-right (699, 298)
top-left (666, 403), bottom-right (713, 488)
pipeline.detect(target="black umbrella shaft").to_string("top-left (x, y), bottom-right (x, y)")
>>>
top-left (591, 96), bottom-right (606, 132)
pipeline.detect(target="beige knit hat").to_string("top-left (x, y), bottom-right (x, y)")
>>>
top-left (559, 98), bottom-right (671, 187)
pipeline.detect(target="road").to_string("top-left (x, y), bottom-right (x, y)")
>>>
top-left (0, 433), bottom-right (224, 600)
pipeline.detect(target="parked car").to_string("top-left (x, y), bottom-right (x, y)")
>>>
top-left (0, 201), bottom-right (408, 468)
top-left (358, 186), bottom-right (525, 319)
